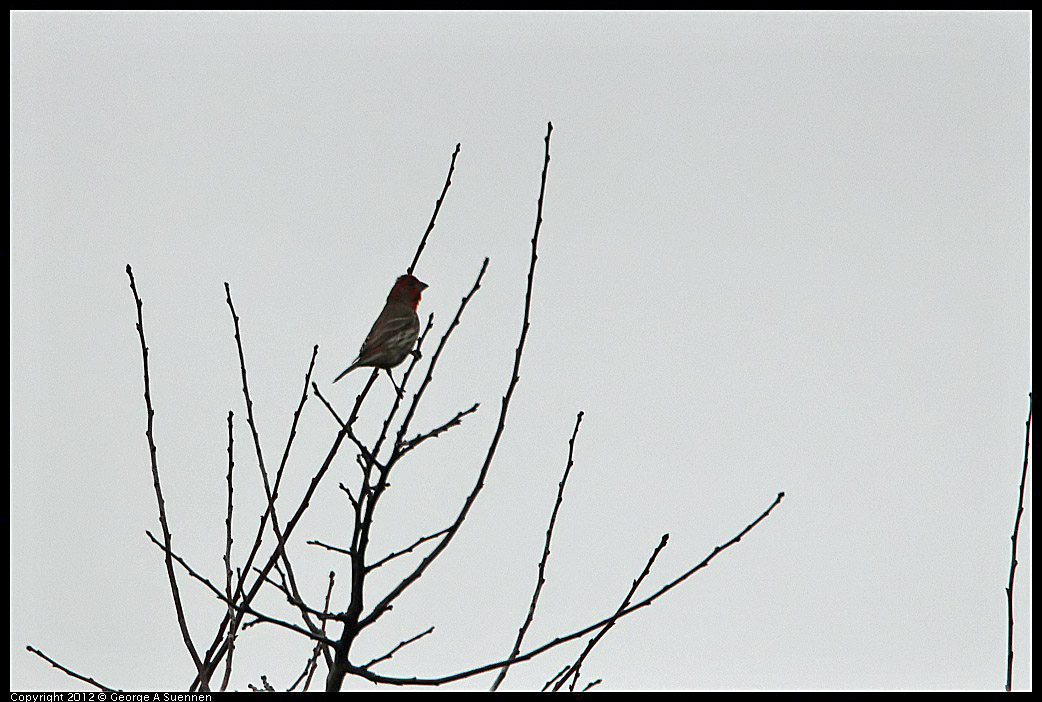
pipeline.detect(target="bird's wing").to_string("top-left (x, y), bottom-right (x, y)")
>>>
top-left (356, 304), bottom-right (420, 359)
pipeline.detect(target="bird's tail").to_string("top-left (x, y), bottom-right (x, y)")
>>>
top-left (332, 362), bottom-right (359, 384)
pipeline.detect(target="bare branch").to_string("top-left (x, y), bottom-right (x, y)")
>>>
top-left (145, 530), bottom-right (235, 599)
top-left (265, 346), bottom-right (330, 664)
top-left (300, 571), bottom-right (337, 692)
top-left (221, 410), bottom-right (236, 692)
top-left (252, 564), bottom-right (343, 623)
top-left (26, 646), bottom-right (121, 692)
top-left (239, 608), bottom-right (337, 645)
top-left (363, 626), bottom-right (436, 669)
top-left (218, 286), bottom-right (278, 607)
top-left (408, 142), bottom-right (461, 275)
top-left (492, 410), bottom-right (583, 691)
top-left (367, 526), bottom-right (453, 573)
top-left (308, 539), bottom-right (353, 558)
top-left (312, 381), bottom-right (344, 426)
top-left (313, 381), bottom-right (386, 474)
top-left (63, 129), bottom-right (792, 696)
top-left (310, 572), bottom-right (338, 690)
top-left (1006, 391), bottom-right (1032, 691)
top-left (338, 482), bottom-right (359, 510)
top-left (541, 664), bottom-right (571, 692)
top-left (556, 533), bottom-right (670, 691)
top-left (125, 264), bottom-right (206, 684)
top-left (274, 345), bottom-right (320, 493)
top-left (398, 402), bottom-right (481, 458)
top-left (223, 283), bottom-right (274, 531)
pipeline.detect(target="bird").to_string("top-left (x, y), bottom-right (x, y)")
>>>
top-left (333, 274), bottom-right (428, 394)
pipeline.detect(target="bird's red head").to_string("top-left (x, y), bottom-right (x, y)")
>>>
top-left (389, 274), bottom-right (428, 309)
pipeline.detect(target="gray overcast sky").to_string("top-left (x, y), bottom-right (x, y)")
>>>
top-left (10, 11), bottom-right (1031, 691)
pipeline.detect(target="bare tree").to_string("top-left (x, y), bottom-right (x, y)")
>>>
top-left (28, 123), bottom-right (786, 692)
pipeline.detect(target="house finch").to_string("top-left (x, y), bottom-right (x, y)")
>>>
top-left (333, 274), bottom-right (428, 394)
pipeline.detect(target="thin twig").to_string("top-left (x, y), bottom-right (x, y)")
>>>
top-left (291, 571), bottom-right (337, 692)
top-left (252, 564), bottom-right (340, 622)
top-left (224, 282), bottom-right (273, 527)
top-left (556, 533), bottom-right (670, 691)
top-left (218, 285), bottom-right (278, 607)
top-left (308, 539), bottom-right (353, 557)
top-left (267, 346), bottom-right (330, 664)
top-left (26, 646), bottom-right (121, 692)
top-left (312, 382), bottom-right (344, 426)
top-left (363, 626), bottom-right (436, 668)
top-left (338, 482), bottom-right (359, 510)
top-left (1006, 391), bottom-right (1032, 691)
top-left (238, 608), bottom-right (336, 644)
top-left (541, 664), bottom-right (571, 692)
top-left (492, 410), bottom-right (583, 691)
top-left (308, 573), bottom-right (338, 690)
top-left (312, 382), bottom-right (384, 473)
top-left (125, 264), bottom-right (206, 685)
top-left (398, 402), bottom-right (481, 458)
top-left (221, 410), bottom-right (236, 692)
top-left (408, 142), bottom-right (461, 276)
top-left (367, 526), bottom-right (453, 572)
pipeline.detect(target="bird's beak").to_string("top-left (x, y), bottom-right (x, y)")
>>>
top-left (417, 280), bottom-right (429, 290)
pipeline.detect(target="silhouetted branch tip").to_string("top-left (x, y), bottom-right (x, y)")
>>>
top-left (555, 531), bottom-right (669, 691)
top-left (1005, 392), bottom-right (1032, 691)
top-left (364, 626), bottom-right (436, 668)
top-left (27, 646), bottom-right (121, 692)
top-left (408, 143), bottom-right (462, 275)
